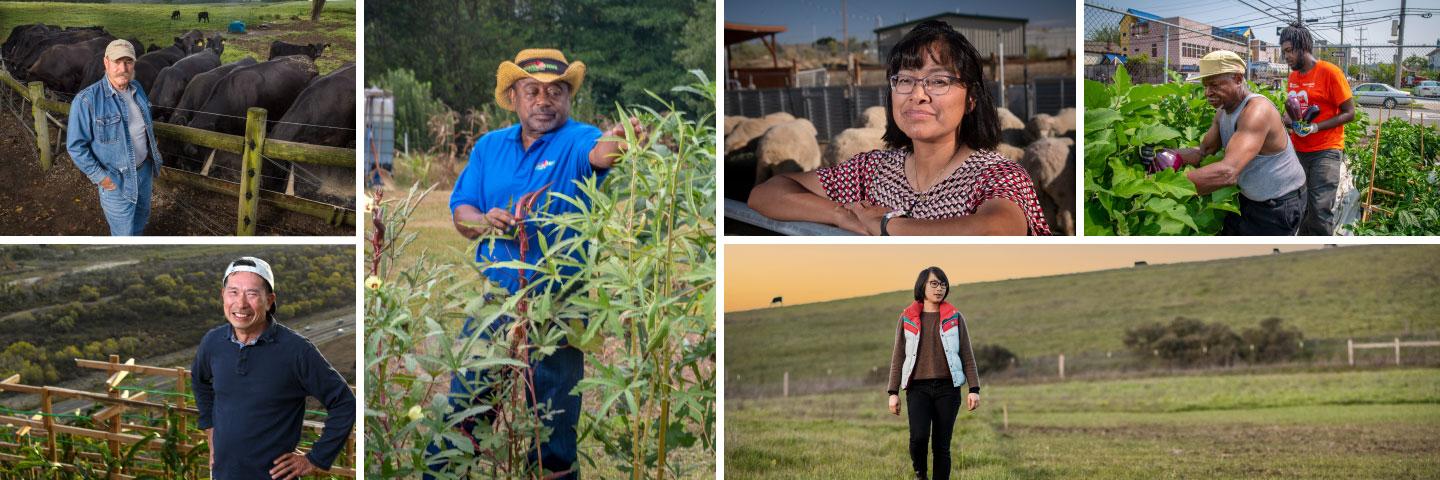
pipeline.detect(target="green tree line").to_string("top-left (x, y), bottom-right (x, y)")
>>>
top-left (364, 0), bottom-right (714, 150)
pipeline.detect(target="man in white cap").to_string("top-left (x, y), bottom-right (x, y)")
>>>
top-left (65, 39), bottom-right (162, 236)
top-left (192, 257), bottom-right (355, 480)
top-left (1147, 50), bottom-right (1307, 235)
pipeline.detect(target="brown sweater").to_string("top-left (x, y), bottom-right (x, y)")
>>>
top-left (887, 310), bottom-right (980, 395)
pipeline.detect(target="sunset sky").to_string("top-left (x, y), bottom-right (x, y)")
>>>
top-left (724, 244), bottom-right (1331, 311)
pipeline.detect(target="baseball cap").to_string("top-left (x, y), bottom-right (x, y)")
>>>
top-left (104, 40), bottom-right (136, 61)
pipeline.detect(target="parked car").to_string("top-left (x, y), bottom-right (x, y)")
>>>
top-left (1416, 80), bottom-right (1440, 98)
top-left (1352, 83), bottom-right (1414, 109)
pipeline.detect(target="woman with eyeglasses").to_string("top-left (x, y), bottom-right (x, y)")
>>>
top-left (888, 266), bottom-right (979, 480)
top-left (747, 20), bottom-right (1051, 235)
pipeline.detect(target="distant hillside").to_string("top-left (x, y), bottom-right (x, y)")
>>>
top-left (725, 245), bottom-right (1440, 388)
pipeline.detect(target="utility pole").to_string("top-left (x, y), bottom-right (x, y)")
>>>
top-left (842, 0), bottom-right (848, 55)
top-left (1297, 0), bottom-right (1302, 24)
top-left (1357, 26), bottom-right (1366, 80)
top-left (1393, 0), bottom-right (1406, 88)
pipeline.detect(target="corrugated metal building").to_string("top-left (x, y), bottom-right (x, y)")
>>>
top-left (874, 12), bottom-right (1027, 62)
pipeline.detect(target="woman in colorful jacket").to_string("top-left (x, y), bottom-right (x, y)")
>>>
top-left (887, 266), bottom-right (980, 480)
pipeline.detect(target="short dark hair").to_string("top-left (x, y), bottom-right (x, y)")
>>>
top-left (883, 20), bottom-right (1001, 151)
top-left (1279, 23), bottom-right (1312, 54)
top-left (913, 266), bottom-right (950, 301)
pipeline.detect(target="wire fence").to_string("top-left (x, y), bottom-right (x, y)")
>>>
top-left (1085, 3), bottom-right (1252, 84)
top-left (727, 333), bottom-right (1440, 400)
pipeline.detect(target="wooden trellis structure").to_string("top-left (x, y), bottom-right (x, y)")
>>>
top-left (0, 355), bottom-right (356, 478)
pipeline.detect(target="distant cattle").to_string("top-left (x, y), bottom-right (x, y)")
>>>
top-left (270, 63), bottom-right (356, 205)
top-left (268, 41), bottom-right (327, 60)
top-left (197, 11), bottom-right (210, 23)
top-left (171, 10), bottom-right (180, 20)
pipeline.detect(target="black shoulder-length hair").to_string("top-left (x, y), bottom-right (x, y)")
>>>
top-left (1279, 22), bottom-right (1313, 54)
top-left (883, 20), bottom-right (1001, 152)
top-left (913, 266), bottom-right (950, 301)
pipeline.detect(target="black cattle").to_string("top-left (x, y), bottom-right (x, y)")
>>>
top-left (197, 11), bottom-right (210, 23)
top-left (267, 41), bottom-right (327, 60)
top-left (149, 50), bottom-right (220, 121)
top-left (185, 56), bottom-right (318, 184)
top-left (169, 57), bottom-right (255, 126)
top-left (134, 32), bottom-right (203, 94)
top-left (8, 26), bottom-right (108, 80)
top-left (2, 23), bottom-right (58, 62)
top-left (26, 35), bottom-right (114, 95)
top-left (146, 44), bottom-right (161, 53)
top-left (204, 33), bottom-right (225, 55)
top-left (270, 63), bottom-right (356, 206)
top-left (171, 10), bottom-right (180, 20)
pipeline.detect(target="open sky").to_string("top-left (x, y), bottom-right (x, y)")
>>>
top-left (1095, 0), bottom-right (1440, 53)
top-left (725, 0), bottom-right (1077, 44)
top-left (724, 244), bottom-right (1331, 312)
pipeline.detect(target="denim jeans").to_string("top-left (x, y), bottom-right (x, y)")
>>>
top-left (424, 315), bottom-right (583, 480)
top-left (1296, 149), bottom-right (1343, 236)
top-left (1222, 187), bottom-right (1304, 236)
top-left (907, 378), bottom-right (962, 480)
top-left (97, 159), bottom-right (153, 236)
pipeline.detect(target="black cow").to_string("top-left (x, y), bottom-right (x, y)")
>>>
top-left (171, 10), bottom-right (180, 20)
top-left (185, 56), bottom-right (318, 184)
top-left (149, 50), bottom-right (220, 121)
top-left (26, 35), bottom-right (114, 95)
top-left (7, 26), bottom-right (108, 80)
top-left (2, 23), bottom-right (58, 62)
top-left (267, 41), bottom-right (328, 60)
top-left (204, 33), bottom-right (225, 55)
top-left (134, 32), bottom-right (204, 94)
top-left (270, 63), bottom-right (356, 206)
top-left (197, 11), bottom-right (210, 23)
top-left (164, 57), bottom-right (256, 171)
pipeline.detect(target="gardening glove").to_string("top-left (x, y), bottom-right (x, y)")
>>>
top-left (1138, 145), bottom-right (1183, 174)
top-left (1292, 121), bottom-right (1318, 137)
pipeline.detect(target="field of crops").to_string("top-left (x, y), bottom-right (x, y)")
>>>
top-left (1084, 64), bottom-right (1440, 235)
top-left (725, 368), bottom-right (1440, 479)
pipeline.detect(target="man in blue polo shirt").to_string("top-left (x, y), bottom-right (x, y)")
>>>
top-left (191, 257), bottom-right (355, 480)
top-left (430, 48), bottom-right (640, 480)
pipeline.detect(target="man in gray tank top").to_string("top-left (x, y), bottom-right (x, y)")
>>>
top-left (1149, 51), bottom-right (1306, 235)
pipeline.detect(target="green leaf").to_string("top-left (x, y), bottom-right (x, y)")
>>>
top-left (1085, 108), bottom-right (1121, 134)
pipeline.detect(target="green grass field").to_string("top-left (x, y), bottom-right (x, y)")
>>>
top-left (0, 0), bottom-right (355, 75)
top-left (725, 368), bottom-right (1440, 479)
top-left (725, 245), bottom-right (1440, 391)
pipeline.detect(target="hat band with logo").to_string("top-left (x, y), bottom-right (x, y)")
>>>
top-left (519, 58), bottom-right (568, 75)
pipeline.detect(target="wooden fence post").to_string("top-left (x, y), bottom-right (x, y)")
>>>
top-left (782, 371), bottom-right (789, 398)
top-left (29, 82), bottom-right (51, 171)
top-left (108, 355), bottom-right (121, 465)
top-left (42, 388), bottom-right (56, 463)
top-left (1002, 403), bottom-right (1009, 430)
top-left (1394, 337), bottom-right (1401, 366)
top-left (238, 107), bottom-right (267, 235)
top-left (1058, 354), bottom-right (1065, 380)
top-left (1348, 339), bottom-right (1354, 366)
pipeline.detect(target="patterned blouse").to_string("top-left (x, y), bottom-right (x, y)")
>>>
top-left (814, 149), bottom-right (1053, 235)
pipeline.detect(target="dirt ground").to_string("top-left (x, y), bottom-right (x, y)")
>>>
top-left (0, 94), bottom-right (350, 236)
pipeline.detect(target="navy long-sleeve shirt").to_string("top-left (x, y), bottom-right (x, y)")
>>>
top-left (191, 320), bottom-right (354, 478)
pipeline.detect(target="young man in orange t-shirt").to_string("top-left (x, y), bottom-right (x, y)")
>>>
top-left (1282, 23), bottom-right (1355, 235)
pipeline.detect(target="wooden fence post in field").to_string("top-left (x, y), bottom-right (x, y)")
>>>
top-left (782, 371), bottom-right (789, 398)
top-left (1058, 354), bottom-right (1065, 380)
top-left (1002, 403), bottom-right (1009, 430)
top-left (238, 107), bottom-right (267, 235)
top-left (1395, 338), bottom-right (1401, 366)
top-left (1348, 338), bottom-right (1354, 366)
top-left (30, 81), bottom-right (50, 171)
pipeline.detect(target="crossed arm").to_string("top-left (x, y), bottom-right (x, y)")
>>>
top-left (747, 171), bottom-right (1027, 235)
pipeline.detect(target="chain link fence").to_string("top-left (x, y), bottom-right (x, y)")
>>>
top-left (1085, 3), bottom-right (1251, 84)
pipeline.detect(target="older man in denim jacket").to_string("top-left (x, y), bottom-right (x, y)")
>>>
top-left (65, 39), bottom-right (162, 236)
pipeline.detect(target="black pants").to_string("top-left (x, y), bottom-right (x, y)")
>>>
top-left (1222, 187), bottom-right (1304, 236)
top-left (906, 379), bottom-right (961, 480)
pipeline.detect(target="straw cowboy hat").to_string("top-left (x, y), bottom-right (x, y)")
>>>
top-left (494, 49), bottom-right (586, 111)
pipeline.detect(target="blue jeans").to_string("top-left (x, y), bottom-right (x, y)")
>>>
top-left (97, 159), bottom-right (153, 236)
top-left (424, 315), bottom-right (583, 480)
